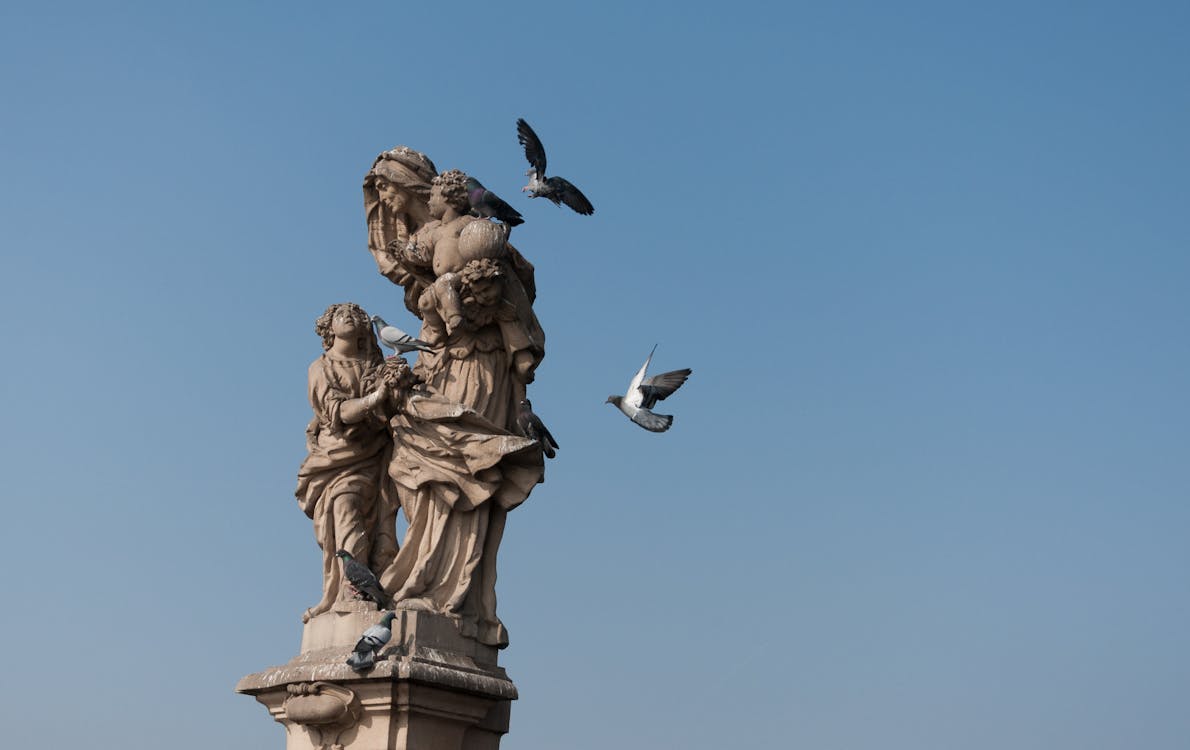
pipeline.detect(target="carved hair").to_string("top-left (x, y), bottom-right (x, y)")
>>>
top-left (458, 258), bottom-right (504, 289)
top-left (314, 302), bottom-right (383, 362)
top-left (433, 169), bottom-right (472, 214)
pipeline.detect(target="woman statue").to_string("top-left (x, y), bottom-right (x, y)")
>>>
top-left (373, 357), bottom-right (543, 648)
top-left (363, 146), bottom-right (439, 315)
top-left (359, 150), bottom-right (549, 647)
top-left (295, 302), bottom-right (396, 623)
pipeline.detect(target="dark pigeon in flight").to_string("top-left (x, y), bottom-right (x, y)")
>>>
top-left (516, 118), bottom-right (594, 216)
top-left (346, 611), bottom-right (397, 672)
top-left (516, 398), bottom-right (559, 459)
top-left (371, 314), bottom-right (433, 355)
top-left (335, 550), bottom-right (390, 608)
top-left (606, 346), bottom-right (692, 433)
top-left (465, 176), bottom-right (524, 226)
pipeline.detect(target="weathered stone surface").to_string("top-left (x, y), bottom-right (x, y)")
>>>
top-left (238, 610), bottom-right (515, 750)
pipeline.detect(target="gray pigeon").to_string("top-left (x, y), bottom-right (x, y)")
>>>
top-left (346, 611), bottom-right (397, 672)
top-left (335, 550), bottom-right (390, 608)
top-left (516, 118), bottom-right (595, 215)
top-left (465, 176), bottom-right (524, 226)
top-left (371, 315), bottom-right (433, 355)
top-left (606, 346), bottom-right (692, 433)
top-left (516, 398), bottom-right (559, 459)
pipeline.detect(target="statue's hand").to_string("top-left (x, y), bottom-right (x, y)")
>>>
top-left (402, 240), bottom-right (429, 266)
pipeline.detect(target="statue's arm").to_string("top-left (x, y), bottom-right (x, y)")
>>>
top-left (339, 386), bottom-right (388, 424)
top-left (309, 362), bottom-right (387, 432)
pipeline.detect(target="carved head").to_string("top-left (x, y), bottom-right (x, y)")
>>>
top-left (315, 303), bottom-right (383, 361)
top-left (364, 147), bottom-right (437, 251)
top-left (365, 147), bottom-right (437, 205)
top-left (430, 169), bottom-right (472, 218)
top-left (458, 258), bottom-right (505, 308)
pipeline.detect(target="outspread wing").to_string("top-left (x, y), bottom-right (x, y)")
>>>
top-left (548, 176), bottom-right (594, 215)
top-left (640, 368), bottom-right (692, 408)
top-left (516, 118), bottom-right (547, 179)
top-left (625, 346), bottom-right (656, 409)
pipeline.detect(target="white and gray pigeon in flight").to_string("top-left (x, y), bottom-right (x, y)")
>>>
top-left (606, 346), bottom-right (692, 433)
top-left (371, 315), bottom-right (433, 356)
top-left (516, 118), bottom-right (595, 216)
top-left (346, 611), bottom-right (397, 672)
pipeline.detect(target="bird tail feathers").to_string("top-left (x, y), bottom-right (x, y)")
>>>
top-left (346, 651), bottom-right (376, 672)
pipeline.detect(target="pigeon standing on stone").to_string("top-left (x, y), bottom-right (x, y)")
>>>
top-left (335, 550), bottom-right (390, 608)
top-left (516, 118), bottom-right (595, 216)
top-left (371, 314), bottom-right (433, 355)
top-left (606, 346), bottom-right (692, 433)
top-left (465, 176), bottom-right (524, 226)
top-left (516, 398), bottom-right (559, 459)
top-left (346, 611), bottom-right (397, 672)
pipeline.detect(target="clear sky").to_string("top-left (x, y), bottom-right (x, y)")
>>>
top-left (1, 1), bottom-right (1188, 748)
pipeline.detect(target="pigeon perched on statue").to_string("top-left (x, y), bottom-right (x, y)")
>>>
top-left (516, 118), bottom-right (595, 216)
top-left (465, 176), bottom-right (524, 226)
top-left (516, 398), bottom-right (559, 459)
top-left (334, 550), bottom-right (390, 608)
top-left (371, 314), bottom-right (433, 355)
top-left (606, 346), bottom-right (692, 433)
top-left (346, 611), bottom-right (397, 672)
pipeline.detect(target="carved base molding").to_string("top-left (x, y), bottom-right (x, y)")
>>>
top-left (237, 607), bottom-right (516, 750)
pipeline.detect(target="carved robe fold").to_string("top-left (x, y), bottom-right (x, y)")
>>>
top-left (381, 393), bottom-right (543, 647)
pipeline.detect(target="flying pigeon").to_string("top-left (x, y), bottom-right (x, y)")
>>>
top-left (516, 398), bottom-right (559, 459)
top-left (465, 176), bottom-right (524, 226)
top-left (371, 314), bottom-right (433, 355)
top-left (346, 611), bottom-right (397, 672)
top-left (335, 550), bottom-right (390, 608)
top-left (516, 118), bottom-right (595, 216)
top-left (606, 346), bottom-right (692, 433)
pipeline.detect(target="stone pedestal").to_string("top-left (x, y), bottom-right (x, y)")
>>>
top-left (237, 602), bottom-right (516, 750)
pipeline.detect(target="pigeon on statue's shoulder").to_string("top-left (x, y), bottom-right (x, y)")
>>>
top-left (465, 176), bottom-right (524, 227)
top-left (371, 314), bottom-right (433, 355)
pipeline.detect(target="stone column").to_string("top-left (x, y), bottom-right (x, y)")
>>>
top-left (237, 602), bottom-right (516, 750)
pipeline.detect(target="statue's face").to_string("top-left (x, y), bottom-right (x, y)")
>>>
top-left (428, 184), bottom-right (447, 219)
top-left (331, 307), bottom-right (365, 338)
top-left (375, 177), bottom-right (408, 213)
top-left (471, 278), bottom-right (502, 307)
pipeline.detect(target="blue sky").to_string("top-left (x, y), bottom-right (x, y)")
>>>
top-left (1, 1), bottom-right (1188, 748)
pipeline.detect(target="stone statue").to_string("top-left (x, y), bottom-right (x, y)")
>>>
top-left (359, 150), bottom-right (549, 647)
top-left (401, 167), bottom-right (545, 431)
top-left (241, 146), bottom-right (556, 749)
top-left (296, 303), bottom-right (397, 623)
top-left (363, 146), bottom-right (439, 316)
top-left (374, 356), bottom-right (542, 647)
